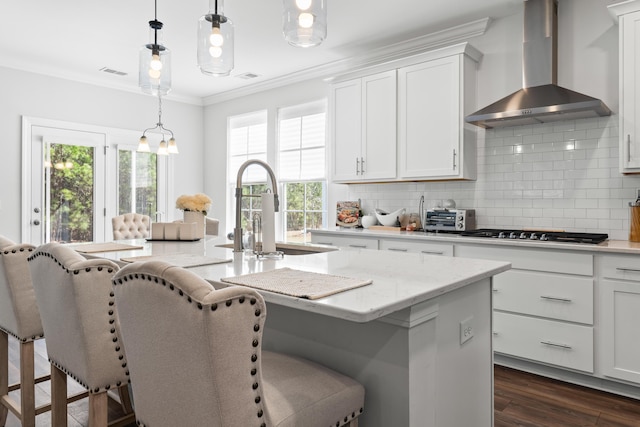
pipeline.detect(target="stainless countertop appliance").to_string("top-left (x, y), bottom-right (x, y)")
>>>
top-left (424, 209), bottom-right (475, 232)
top-left (461, 229), bottom-right (608, 244)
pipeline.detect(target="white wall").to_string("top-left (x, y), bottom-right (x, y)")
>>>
top-left (0, 66), bottom-right (204, 243)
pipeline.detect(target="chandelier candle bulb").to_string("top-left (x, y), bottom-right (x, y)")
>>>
top-left (261, 193), bottom-right (276, 253)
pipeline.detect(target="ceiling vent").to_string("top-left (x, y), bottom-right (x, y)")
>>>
top-left (99, 67), bottom-right (128, 76)
top-left (235, 72), bottom-right (260, 80)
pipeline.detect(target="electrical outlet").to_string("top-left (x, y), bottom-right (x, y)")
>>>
top-left (460, 316), bottom-right (474, 345)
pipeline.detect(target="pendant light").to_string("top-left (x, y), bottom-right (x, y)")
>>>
top-left (197, 0), bottom-right (234, 76)
top-left (139, 0), bottom-right (172, 95)
top-left (138, 93), bottom-right (178, 155)
top-left (282, 0), bottom-right (327, 48)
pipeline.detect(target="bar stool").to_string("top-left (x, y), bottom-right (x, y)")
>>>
top-left (0, 236), bottom-right (47, 427)
top-left (28, 242), bottom-right (134, 427)
top-left (112, 261), bottom-right (364, 427)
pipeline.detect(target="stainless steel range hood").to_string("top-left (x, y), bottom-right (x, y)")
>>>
top-left (465, 0), bottom-right (611, 129)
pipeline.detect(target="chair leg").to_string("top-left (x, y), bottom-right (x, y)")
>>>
top-left (0, 331), bottom-right (8, 426)
top-left (50, 363), bottom-right (67, 427)
top-left (88, 391), bottom-right (108, 427)
top-left (117, 384), bottom-right (133, 414)
top-left (19, 341), bottom-right (36, 427)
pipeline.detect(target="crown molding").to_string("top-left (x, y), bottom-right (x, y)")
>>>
top-left (202, 17), bottom-right (490, 106)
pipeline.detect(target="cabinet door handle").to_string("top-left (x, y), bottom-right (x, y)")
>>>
top-left (540, 341), bottom-right (572, 350)
top-left (355, 158), bottom-right (360, 175)
top-left (317, 241), bottom-right (333, 246)
top-left (616, 267), bottom-right (640, 273)
top-left (493, 331), bottom-right (499, 336)
top-left (628, 134), bottom-right (632, 163)
top-left (421, 250), bottom-right (444, 255)
top-left (361, 157), bottom-right (365, 174)
top-left (349, 244), bottom-right (367, 248)
top-left (388, 247), bottom-right (408, 252)
top-left (492, 288), bottom-right (499, 293)
top-left (452, 149), bottom-right (457, 169)
top-left (540, 295), bottom-right (572, 303)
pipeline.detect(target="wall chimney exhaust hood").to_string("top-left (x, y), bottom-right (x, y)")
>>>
top-left (466, 0), bottom-right (611, 129)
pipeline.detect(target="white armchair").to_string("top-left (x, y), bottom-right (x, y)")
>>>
top-left (111, 213), bottom-right (151, 240)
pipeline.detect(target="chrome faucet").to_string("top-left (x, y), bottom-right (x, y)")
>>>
top-left (233, 159), bottom-right (279, 252)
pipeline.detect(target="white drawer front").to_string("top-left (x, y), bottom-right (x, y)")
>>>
top-left (493, 311), bottom-right (594, 373)
top-left (380, 239), bottom-right (454, 256)
top-left (311, 234), bottom-right (379, 250)
top-left (456, 244), bottom-right (593, 276)
top-left (600, 254), bottom-right (640, 282)
top-left (493, 270), bottom-right (593, 324)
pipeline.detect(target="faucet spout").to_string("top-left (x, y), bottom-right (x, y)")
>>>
top-left (234, 159), bottom-right (279, 252)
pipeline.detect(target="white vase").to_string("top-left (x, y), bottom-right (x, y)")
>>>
top-left (183, 211), bottom-right (206, 239)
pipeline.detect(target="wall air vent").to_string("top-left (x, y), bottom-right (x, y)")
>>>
top-left (99, 67), bottom-right (128, 76)
top-left (236, 72), bottom-right (260, 80)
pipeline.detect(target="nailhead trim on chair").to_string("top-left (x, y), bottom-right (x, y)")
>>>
top-left (1, 247), bottom-right (43, 343)
top-left (113, 271), bottom-right (268, 427)
top-left (28, 249), bottom-right (127, 393)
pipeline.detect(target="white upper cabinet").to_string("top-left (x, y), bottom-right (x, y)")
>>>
top-left (329, 43), bottom-right (481, 183)
top-left (398, 53), bottom-right (477, 180)
top-left (330, 70), bottom-right (397, 182)
top-left (610, 1), bottom-right (640, 172)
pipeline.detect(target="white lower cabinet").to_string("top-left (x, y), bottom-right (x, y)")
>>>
top-left (493, 311), bottom-right (594, 373)
top-left (599, 254), bottom-right (640, 384)
top-left (311, 234), bottom-right (379, 250)
top-left (379, 239), bottom-right (453, 256)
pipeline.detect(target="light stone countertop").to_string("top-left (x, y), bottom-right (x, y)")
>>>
top-left (85, 237), bottom-right (510, 323)
top-left (312, 227), bottom-right (640, 255)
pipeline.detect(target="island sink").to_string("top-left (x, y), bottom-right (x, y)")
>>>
top-left (215, 242), bottom-right (337, 256)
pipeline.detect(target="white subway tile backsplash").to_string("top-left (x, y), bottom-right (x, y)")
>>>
top-left (346, 118), bottom-right (635, 239)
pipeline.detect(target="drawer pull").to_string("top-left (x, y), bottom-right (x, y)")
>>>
top-left (317, 242), bottom-right (333, 246)
top-left (540, 341), bottom-right (572, 350)
top-left (616, 267), bottom-right (640, 273)
top-left (492, 288), bottom-right (499, 293)
top-left (421, 250), bottom-right (444, 255)
top-left (349, 244), bottom-right (367, 248)
top-left (540, 295), bottom-right (572, 303)
top-left (388, 248), bottom-right (408, 252)
top-left (492, 331), bottom-right (499, 336)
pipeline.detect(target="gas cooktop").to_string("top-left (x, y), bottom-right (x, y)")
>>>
top-left (460, 229), bottom-right (609, 244)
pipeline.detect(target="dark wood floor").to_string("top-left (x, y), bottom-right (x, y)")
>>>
top-left (5, 336), bottom-right (640, 426)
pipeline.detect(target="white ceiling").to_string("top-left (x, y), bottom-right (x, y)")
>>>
top-left (0, 0), bottom-right (524, 104)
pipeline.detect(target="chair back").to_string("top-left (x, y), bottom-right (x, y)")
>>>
top-left (28, 242), bottom-right (129, 392)
top-left (113, 261), bottom-right (271, 426)
top-left (0, 235), bottom-right (43, 341)
top-left (112, 213), bottom-right (151, 240)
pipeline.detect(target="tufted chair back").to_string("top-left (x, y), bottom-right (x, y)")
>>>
top-left (0, 236), bottom-right (42, 343)
top-left (112, 213), bottom-right (151, 240)
top-left (113, 261), bottom-right (365, 427)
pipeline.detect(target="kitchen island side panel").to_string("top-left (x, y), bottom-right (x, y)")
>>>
top-left (262, 277), bottom-right (493, 427)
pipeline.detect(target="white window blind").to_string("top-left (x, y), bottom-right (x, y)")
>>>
top-left (228, 110), bottom-right (268, 183)
top-left (277, 100), bottom-right (326, 181)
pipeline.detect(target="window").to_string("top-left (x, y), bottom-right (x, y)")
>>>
top-left (117, 149), bottom-right (158, 217)
top-left (228, 111), bottom-right (268, 230)
top-left (277, 100), bottom-right (327, 243)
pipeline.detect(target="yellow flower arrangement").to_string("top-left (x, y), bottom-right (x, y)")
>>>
top-left (175, 193), bottom-right (212, 215)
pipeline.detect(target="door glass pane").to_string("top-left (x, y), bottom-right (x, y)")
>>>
top-left (118, 149), bottom-right (158, 217)
top-left (46, 143), bottom-right (94, 243)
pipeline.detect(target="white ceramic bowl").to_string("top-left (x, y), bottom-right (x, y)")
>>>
top-left (375, 208), bottom-right (405, 227)
top-left (361, 215), bottom-right (378, 229)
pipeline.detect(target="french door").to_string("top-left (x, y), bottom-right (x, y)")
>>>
top-left (22, 117), bottom-right (173, 246)
top-left (26, 123), bottom-right (107, 245)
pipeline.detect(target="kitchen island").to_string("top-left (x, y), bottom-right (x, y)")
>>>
top-left (83, 237), bottom-right (510, 427)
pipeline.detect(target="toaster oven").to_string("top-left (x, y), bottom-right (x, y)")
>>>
top-left (424, 209), bottom-right (475, 232)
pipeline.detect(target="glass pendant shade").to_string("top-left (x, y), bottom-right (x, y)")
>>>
top-left (197, 0), bottom-right (234, 76)
top-left (139, 20), bottom-right (172, 95)
top-left (137, 136), bottom-right (151, 152)
top-left (157, 139), bottom-right (168, 156)
top-left (282, 0), bottom-right (327, 48)
top-left (167, 137), bottom-right (179, 154)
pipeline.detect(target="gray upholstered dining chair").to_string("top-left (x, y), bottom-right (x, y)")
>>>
top-left (0, 236), bottom-right (45, 427)
top-left (111, 213), bottom-right (151, 240)
top-left (27, 242), bottom-right (134, 427)
top-left (112, 261), bottom-right (365, 427)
